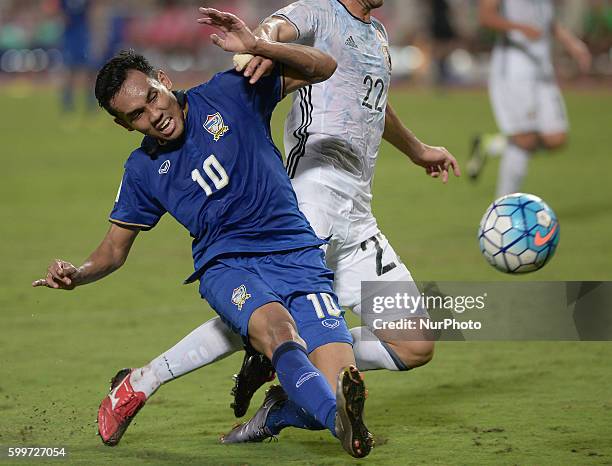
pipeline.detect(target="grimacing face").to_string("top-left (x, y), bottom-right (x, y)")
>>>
top-left (110, 69), bottom-right (185, 142)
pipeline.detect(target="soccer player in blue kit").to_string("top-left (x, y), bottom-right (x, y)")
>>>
top-left (32, 8), bottom-right (373, 458)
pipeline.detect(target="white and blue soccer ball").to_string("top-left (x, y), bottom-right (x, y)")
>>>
top-left (478, 193), bottom-right (560, 274)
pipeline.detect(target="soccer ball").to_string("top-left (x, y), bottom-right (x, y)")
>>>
top-left (478, 193), bottom-right (560, 273)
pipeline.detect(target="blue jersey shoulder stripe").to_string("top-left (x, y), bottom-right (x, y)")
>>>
top-left (109, 218), bottom-right (154, 231)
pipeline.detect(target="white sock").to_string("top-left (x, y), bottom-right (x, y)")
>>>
top-left (496, 142), bottom-right (530, 197)
top-left (351, 327), bottom-right (402, 371)
top-left (130, 317), bottom-right (242, 398)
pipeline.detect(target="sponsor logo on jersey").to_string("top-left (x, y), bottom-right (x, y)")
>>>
top-left (231, 285), bottom-right (251, 311)
top-left (204, 112), bottom-right (229, 141)
top-left (322, 318), bottom-right (340, 329)
top-left (158, 160), bottom-right (171, 175)
top-left (345, 35), bottom-right (358, 49)
top-left (295, 371), bottom-right (320, 388)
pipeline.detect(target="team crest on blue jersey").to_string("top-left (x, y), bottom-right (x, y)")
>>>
top-left (231, 285), bottom-right (251, 311)
top-left (204, 112), bottom-right (229, 141)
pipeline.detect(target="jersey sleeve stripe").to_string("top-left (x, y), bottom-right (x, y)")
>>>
top-left (109, 218), bottom-right (154, 231)
top-left (286, 85), bottom-right (313, 179)
top-left (272, 14), bottom-right (301, 40)
top-left (292, 85), bottom-right (313, 178)
top-left (279, 63), bottom-right (286, 99)
top-left (286, 87), bottom-right (307, 174)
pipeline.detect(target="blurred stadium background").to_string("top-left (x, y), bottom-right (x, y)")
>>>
top-left (1, 0), bottom-right (611, 85)
top-left (1, 1), bottom-right (611, 465)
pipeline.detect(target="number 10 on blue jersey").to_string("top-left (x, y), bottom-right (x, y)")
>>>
top-left (191, 154), bottom-right (229, 196)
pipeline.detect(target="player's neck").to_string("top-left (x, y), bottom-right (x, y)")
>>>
top-left (339, 0), bottom-right (372, 23)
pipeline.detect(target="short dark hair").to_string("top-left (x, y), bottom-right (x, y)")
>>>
top-left (95, 50), bottom-right (157, 116)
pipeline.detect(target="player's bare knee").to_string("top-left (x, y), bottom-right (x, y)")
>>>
top-left (269, 320), bottom-right (302, 348)
top-left (510, 133), bottom-right (539, 151)
top-left (541, 133), bottom-right (567, 150)
top-left (388, 340), bottom-right (435, 369)
top-left (410, 340), bottom-right (435, 367)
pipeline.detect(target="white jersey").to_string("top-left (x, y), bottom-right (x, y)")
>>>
top-left (274, 0), bottom-right (392, 240)
top-left (491, 0), bottom-right (556, 80)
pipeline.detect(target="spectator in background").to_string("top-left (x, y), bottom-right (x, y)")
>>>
top-left (58, 0), bottom-right (95, 112)
top-left (584, 0), bottom-right (612, 53)
top-left (97, 2), bottom-right (129, 67)
top-left (428, 0), bottom-right (459, 85)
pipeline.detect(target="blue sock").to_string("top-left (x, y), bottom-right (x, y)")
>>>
top-left (271, 341), bottom-right (336, 435)
top-left (266, 399), bottom-right (325, 435)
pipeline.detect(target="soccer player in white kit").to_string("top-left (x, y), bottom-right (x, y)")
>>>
top-left (220, 1), bottom-right (460, 422)
top-left (94, 0), bottom-right (460, 440)
top-left (467, 0), bottom-right (591, 197)
top-left (244, 0), bottom-right (460, 374)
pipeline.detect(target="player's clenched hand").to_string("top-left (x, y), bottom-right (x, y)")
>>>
top-left (197, 8), bottom-right (257, 54)
top-left (412, 145), bottom-right (461, 184)
top-left (234, 54), bottom-right (275, 85)
top-left (32, 259), bottom-right (79, 290)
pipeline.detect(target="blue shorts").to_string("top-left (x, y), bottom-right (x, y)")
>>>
top-left (198, 247), bottom-right (352, 353)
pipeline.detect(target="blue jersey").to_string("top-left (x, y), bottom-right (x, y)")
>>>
top-left (110, 67), bottom-right (325, 283)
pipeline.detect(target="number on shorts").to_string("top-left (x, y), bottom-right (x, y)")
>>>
top-left (361, 235), bottom-right (397, 276)
top-left (307, 293), bottom-right (342, 319)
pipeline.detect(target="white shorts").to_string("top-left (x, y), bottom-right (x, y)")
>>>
top-left (293, 180), bottom-right (423, 322)
top-left (489, 76), bottom-right (569, 136)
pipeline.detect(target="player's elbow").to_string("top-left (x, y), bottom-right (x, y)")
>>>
top-left (312, 55), bottom-right (337, 84)
top-left (112, 254), bottom-right (128, 270)
top-left (108, 246), bottom-right (130, 272)
top-left (326, 57), bottom-right (338, 79)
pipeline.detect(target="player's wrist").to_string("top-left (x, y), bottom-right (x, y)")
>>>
top-left (408, 141), bottom-right (427, 163)
top-left (70, 266), bottom-right (86, 287)
top-left (250, 37), bottom-right (268, 56)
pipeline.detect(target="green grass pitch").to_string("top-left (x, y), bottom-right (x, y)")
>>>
top-left (1, 84), bottom-right (611, 465)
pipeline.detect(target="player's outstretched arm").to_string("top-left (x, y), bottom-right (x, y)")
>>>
top-left (232, 16), bottom-right (299, 84)
top-left (197, 8), bottom-right (336, 94)
top-left (479, 0), bottom-right (542, 40)
top-left (383, 103), bottom-right (461, 184)
top-left (553, 22), bottom-right (592, 74)
top-left (32, 224), bottom-right (139, 290)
